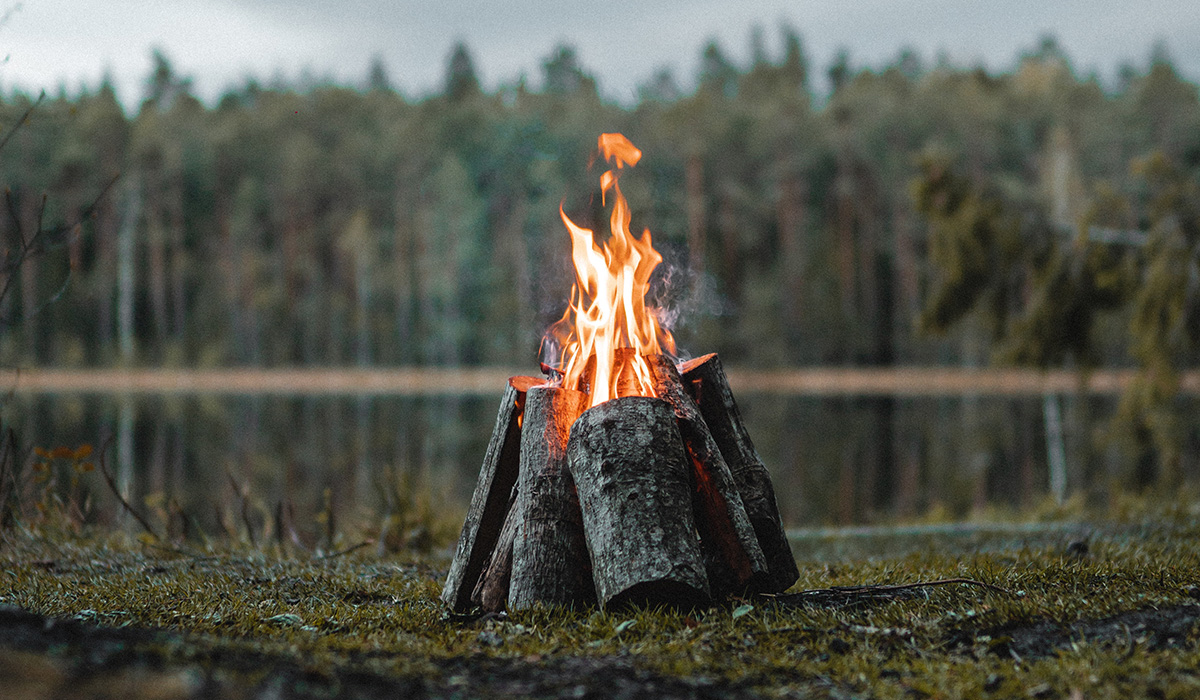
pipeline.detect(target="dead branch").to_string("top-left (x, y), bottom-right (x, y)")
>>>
top-left (315, 540), bottom-right (373, 560)
top-left (96, 435), bottom-right (161, 541)
top-left (761, 577), bottom-right (1014, 608)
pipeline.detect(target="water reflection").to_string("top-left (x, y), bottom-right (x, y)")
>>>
top-left (4, 391), bottom-right (1196, 531)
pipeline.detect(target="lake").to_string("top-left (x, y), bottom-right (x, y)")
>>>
top-left (4, 368), bottom-right (1196, 535)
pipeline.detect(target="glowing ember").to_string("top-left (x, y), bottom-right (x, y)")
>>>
top-left (542, 133), bottom-right (675, 409)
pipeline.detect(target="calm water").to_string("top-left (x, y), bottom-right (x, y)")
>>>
top-left (5, 389), bottom-right (1196, 532)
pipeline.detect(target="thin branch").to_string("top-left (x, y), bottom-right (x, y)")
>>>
top-left (763, 577), bottom-right (1014, 607)
top-left (827, 577), bottom-right (1013, 596)
top-left (0, 91), bottom-right (44, 153)
top-left (225, 470), bottom-right (257, 547)
top-left (315, 540), bottom-right (373, 560)
top-left (0, 269), bottom-right (73, 328)
top-left (0, 174), bottom-right (120, 328)
top-left (96, 434), bottom-right (161, 541)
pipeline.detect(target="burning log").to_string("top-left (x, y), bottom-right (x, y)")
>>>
top-left (568, 397), bottom-right (710, 609)
top-left (681, 354), bottom-right (799, 593)
top-left (442, 376), bottom-right (541, 612)
top-left (508, 386), bottom-right (595, 610)
top-left (442, 134), bottom-right (798, 616)
top-left (644, 355), bottom-right (770, 597)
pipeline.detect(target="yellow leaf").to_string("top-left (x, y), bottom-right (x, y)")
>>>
top-left (33, 447), bottom-right (50, 458)
top-left (50, 446), bottom-right (73, 459)
top-left (73, 444), bottom-right (94, 459)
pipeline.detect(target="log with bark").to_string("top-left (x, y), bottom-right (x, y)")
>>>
top-left (508, 386), bottom-right (595, 610)
top-left (442, 376), bottom-right (542, 612)
top-left (680, 354), bottom-right (799, 593)
top-left (443, 354), bottom-right (798, 614)
top-left (568, 396), bottom-right (710, 609)
top-left (645, 354), bottom-right (771, 597)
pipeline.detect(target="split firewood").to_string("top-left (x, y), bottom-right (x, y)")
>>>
top-left (442, 376), bottom-right (542, 612)
top-left (472, 494), bottom-right (520, 612)
top-left (508, 386), bottom-right (595, 611)
top-left (568, 396), bottom-right (710, 610)
top-left (680, 353), bottom-right (800, 593)
top-left (644, 355), bottom-right (770, 598)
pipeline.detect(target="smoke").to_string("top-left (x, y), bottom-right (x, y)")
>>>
top-left (647, 241), bottom-right (733, 362)
top-left (535, 238), bottom-right (729, 370)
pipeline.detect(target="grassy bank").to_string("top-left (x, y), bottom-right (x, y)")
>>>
top-left (2, 499), bottom-right (1200, 699)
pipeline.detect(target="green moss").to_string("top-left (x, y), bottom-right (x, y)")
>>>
top-left (3, 498), bottom-right (1200, 697)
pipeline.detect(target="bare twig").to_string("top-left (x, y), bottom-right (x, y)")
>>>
top-left (0, 91), bottom-right (43, 154)
top-left (0, 426), bottom-right (15, 527)
top-left (225, 470), bottom-right (257, 547)
top-left (315, 540), bottom-right (373, 560)
top-left (763, 577), bottom-right (1014, 608)
top-left (96, 434), bottom-right (160, 541)
top-left (0, 171), bottom-right (120, 327)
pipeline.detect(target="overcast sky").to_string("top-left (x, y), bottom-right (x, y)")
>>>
top-left (2, 0), bottom-right (1198, 107)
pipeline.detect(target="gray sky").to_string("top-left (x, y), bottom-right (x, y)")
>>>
top-left (2, 0), bottom-right (1198, 107)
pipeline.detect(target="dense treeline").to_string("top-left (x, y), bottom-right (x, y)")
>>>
top-left (4, 29), bottom-right (1200, 516)
top-left (1, 32), bottom-right (1198, 377)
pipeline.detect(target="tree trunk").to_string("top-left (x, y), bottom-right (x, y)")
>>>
top-left (508, 386), bottom-right (594, 611)
top-left (778, 175), bottom-right (807, 354)
top-left (168, 181), bottom-right (187, 344)
top-left (685, 155), bottom-right (706, 276)
top-left (568, 397), bottom-right (709, 610)
top-left (678, 353), bottom-right (799, 593)
top-left (117, 178), bottom-right (141, 364)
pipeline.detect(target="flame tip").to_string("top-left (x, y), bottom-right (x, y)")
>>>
top-left (542, 133), bottom-right (674, 410)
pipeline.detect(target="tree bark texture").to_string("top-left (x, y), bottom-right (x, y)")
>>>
top-left (680, 353), bottom-right (800, 593)
top-left (645, 355), bottom-right (770, 597)
top-left (473, 495), bottom-right (519, 612)
top-left (568, 397), bottom-right (710, 610)
top-left (441, 376), bottom-right (541, 611)
top-left (508, 386), bottom-right (595, 611)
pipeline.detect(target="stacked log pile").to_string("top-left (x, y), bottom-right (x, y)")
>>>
top-left (442, 353), bottom-right (799, 612)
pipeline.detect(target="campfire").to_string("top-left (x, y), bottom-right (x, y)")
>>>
top-left (443, 134), bottom-right (798, 612)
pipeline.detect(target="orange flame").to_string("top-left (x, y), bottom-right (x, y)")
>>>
top-left (544, 133), bottom-right (675, 409)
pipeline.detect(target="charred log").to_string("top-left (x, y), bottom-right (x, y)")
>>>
top-left (568, 397), bottom-right (710, 610)
top-left (442, 376), bottom-right (541, 611)
top-left (508, 386), bottom-right (595, 610)
top-left (680, 354), bottom-right (799, 593)
top-left (472, 495), bottom-right (520, 612)
top-left (645, 355), bottom-right (770, 598)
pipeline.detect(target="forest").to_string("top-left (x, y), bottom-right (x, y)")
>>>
top-left (2, 29), bottom-right (1199, 497)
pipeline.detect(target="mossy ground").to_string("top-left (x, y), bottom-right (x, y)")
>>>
top-left (2, 498), bottom-right (1200, 699)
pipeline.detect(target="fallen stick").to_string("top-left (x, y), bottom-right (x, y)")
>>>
top-left (762, 578), bottom-right (1015, 608)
